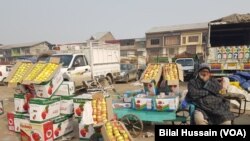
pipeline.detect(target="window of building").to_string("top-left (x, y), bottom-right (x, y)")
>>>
top-left (150, 39), bottom-right (160, 45)
top-left (120, 51), bottom-right (127, 56)
top-left (182, 37), bottom-right (186, 44)
top-left (165, 36), bottom-right (180, 45)
top-left (188, 36), bottom-right (199, 42)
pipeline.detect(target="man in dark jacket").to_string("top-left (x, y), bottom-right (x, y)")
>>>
top-left (186, 63), bottom-right (234, 125)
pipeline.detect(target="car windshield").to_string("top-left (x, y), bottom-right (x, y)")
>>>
top-left (120, 64), bottom-right (128, 70)
top-left (176, 59), bottom-right (194, 66)
top-left (52, 55), bottom-right (73, 67)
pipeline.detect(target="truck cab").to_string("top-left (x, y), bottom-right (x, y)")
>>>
top-left (52, 53), bottom-right (92, 89)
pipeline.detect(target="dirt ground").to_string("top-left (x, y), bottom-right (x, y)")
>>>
top-left (0, 82), bottom-right (250, 141)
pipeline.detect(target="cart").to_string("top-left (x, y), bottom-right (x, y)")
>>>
top-left (113, 107), bottom-right (190, 137)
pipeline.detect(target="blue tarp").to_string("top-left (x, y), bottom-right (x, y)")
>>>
top-left (235, 71), bottom-right (250, 80)
top-left (228, 75), bottom-right (246, 84)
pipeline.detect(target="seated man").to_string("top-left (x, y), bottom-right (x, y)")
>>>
top-left (186, 63), bottom-right (234, 125)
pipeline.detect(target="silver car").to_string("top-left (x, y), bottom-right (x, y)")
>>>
top-left (116, 64), bottom-right (138, 83)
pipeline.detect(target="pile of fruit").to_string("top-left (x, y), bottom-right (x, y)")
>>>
top-left (164, 64), bottom-right (178, 80)
top-left (9, 62), bottom-right (33, 83)
top-left (143, 64), bottom-right (161, 81)
top-left (23, 63), bottom-right (47, 81)
top-left (33, 63), bottom-right (59, 82)
top-left (105, 121), bottom-right (131, 141)
top-left (92, 98), bottom-right (108, 124)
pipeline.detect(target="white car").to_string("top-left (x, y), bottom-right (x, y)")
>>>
top-left (0, 65), bottom-right (12, 85)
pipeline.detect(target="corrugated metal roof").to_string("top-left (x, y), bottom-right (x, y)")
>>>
top-left (0, 41), bottom-right (51, 49)
top-left (211, 13), bottom-right (250, 24)
top-left (146, 22), bottom-right (208, 34)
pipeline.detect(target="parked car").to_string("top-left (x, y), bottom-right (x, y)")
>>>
top-left (175, 58), bottom-right (196, 80)
top-left (116, 63), bottom-right (138, 83)
top-left (0, 65), bottom-right (13, 85)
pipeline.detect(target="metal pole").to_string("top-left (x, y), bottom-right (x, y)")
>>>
top-left (206, 23), bottom-right (211, 63)
top-left (90, 41), bottom-right (94, 80)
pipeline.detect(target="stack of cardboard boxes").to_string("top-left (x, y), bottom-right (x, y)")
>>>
top-left (130, 63), bottom-right (184, 112)
top-left (5, 59), bottom-right (76, 141)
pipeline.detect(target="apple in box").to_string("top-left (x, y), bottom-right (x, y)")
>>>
top-left (73, 95), bottom-right (92, 117)
top-left (29, 96), bottom-right (61, 123)
top-left (79, 123), bottom-right (95, 140)
top-left (0, 100), bottom-right (3, 115)
top-left (52, 115), bottom-right (74, 139)
top-left (20, 121), bottom-right (54, 141)
top-left (132, 96), bottom-right (153, 110)
top-left (34, 69), bottom-right (63, 98)
top-left (60, 96), bottom-right (75, 115)
top-left (55, 81), bottom-right (75, 96)
top-left (154, 96), bottom-right (179, 111)
top-left (14, 93), bottom-right (34, 113)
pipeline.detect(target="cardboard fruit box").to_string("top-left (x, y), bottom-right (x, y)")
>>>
top-left (52, 114), bottom-right (74, 140)
top-left (60, 95), bottom-right (75, 115)
top-left (140, 63), bottom-right (162, 84)
top-left (33, 58), bottom-right (64, 98)
top-left (79, 123), bottom-right (95, 140)
top-left (101, 121), bottom-right (133, 141)
top-left (55, 81), bottom-right (76, 96)
top-left (20, 120), bottom-right (54, 141)
top-left (14, 93), bottom-right (34, 113)
top-left (153, 96), bottom-right (179, 112)
top-left (132, 96), bottom-right (154, 111)
top-left (33, 69), bottom-right (63, 98)
top-left (163, 63), bottom-right (184, 86)
top-left (73, 94), bottom-right (92, 118)
top-left (29, 96), bottom-right (61, 123)
top-left (7, 112), bottom-right (29, 132)
top-left (5, 61), bottom-right (34, 87)
top-left (123, 90), bottom-right (144, 103)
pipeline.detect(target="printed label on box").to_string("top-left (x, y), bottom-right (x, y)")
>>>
top-left (29, 97), bottom-right (60, 122)
top-left (21, 121), bottom-right (54, 141)
top-left (52, 115), bottom-right (74, 139)
top-left (60, 96), bottom-right (74, 115)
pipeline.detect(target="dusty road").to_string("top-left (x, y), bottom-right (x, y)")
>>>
top-left (0, 82), bottom-right (250, 141)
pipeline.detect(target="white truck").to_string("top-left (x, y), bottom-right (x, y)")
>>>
top-left (175, 58), bottom-right (195, 79)
top-left (51, 43), bottom-right (121, 89)
top-left (0, 65), bottom-right (12, 85)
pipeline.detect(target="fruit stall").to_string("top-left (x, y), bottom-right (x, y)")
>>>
top-left (112, 63), bottom-right (190, 137)
top-left (4, 59), bottom-right (134, 141)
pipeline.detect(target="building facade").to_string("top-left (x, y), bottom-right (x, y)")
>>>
top-left (0, 41), bottom-right (53, 62)
top-left (146, 23), bottom-right (208, 59)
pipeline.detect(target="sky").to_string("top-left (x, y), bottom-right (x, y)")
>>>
top-left (0, 0), bottom-right (250, 45)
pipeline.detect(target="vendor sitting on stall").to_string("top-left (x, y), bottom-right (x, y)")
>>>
top-left (186, 63), bottom-right (235, 125)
